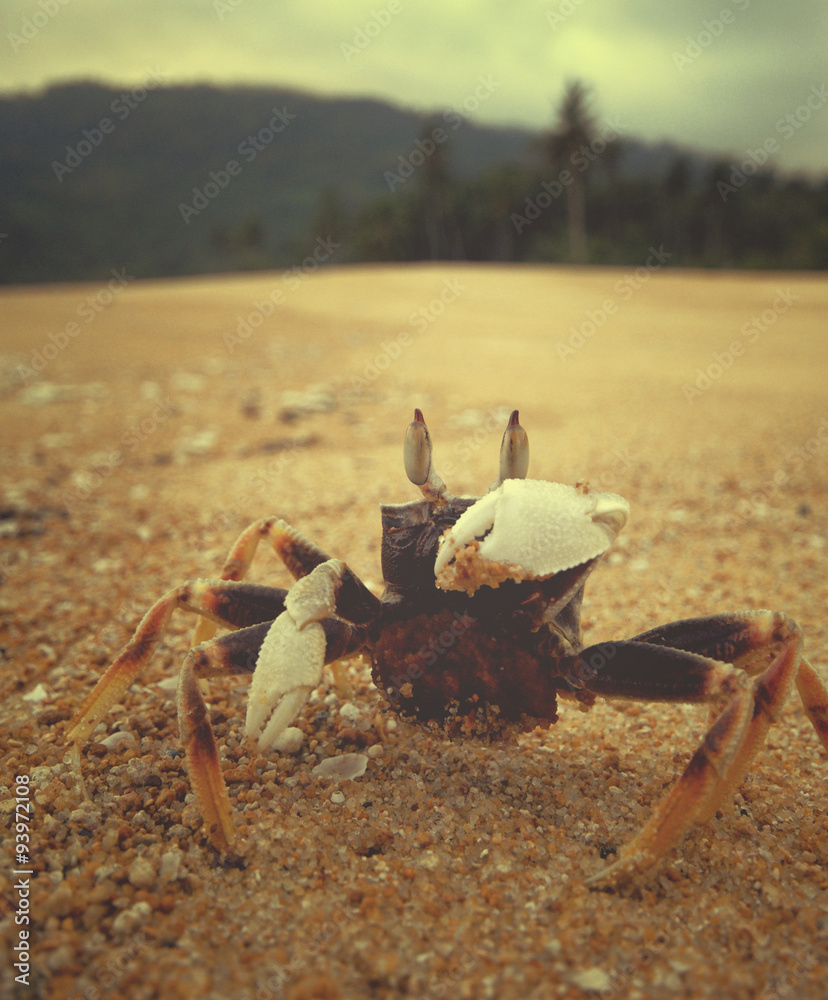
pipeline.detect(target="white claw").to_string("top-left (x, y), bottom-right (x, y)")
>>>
top-left (435, 479), bottom-right (629, 592)
top-left (245, 612), bottom-right (326, 750)
top-left (245, 559), bottom-right (347, 749)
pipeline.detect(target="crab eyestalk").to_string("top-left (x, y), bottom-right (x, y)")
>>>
top-left (404, 409), bottom-right (449, 503)
top-left (491, 409), bottom-right (529, 490)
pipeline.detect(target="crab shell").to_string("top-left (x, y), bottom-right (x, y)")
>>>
top-left (434, 479), bottom-right (630, 595)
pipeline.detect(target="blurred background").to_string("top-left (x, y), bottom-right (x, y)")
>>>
top-left (1, 0), bottom-right (827, 284)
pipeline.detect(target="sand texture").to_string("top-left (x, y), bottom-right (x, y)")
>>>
top-left (1, 263), bottom-right (827, 999)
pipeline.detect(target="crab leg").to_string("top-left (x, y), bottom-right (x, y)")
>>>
top-left (578, 610), bottom-right (824, 886)
top-left (193, 517), bottom-right (335, 645)
top-left (176, 612), bottom-right (369, 851)
top-left (795, 658), bottom-right (828, 751)
top-left (183, 612), bottom-right (369, 850)
top-left (72, 603), bottom-right (369, 852)
top-left (66, 580), bottom-right (288, 748)
top-left (178, 626), bottom-right (271, 851)
top-left (630, 612), bottom-right (828, 755)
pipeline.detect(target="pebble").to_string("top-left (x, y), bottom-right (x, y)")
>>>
top-left (68, 807), bottom-right (100, 827)
top-left (22, 682), bottom-right (50, 702)
top-left (160, 848), bottom-right (184, 882)
top-left (338, 701), bottom-right (362, 723)
top-left (101, 731), bottom-right (137, 750)
top-left (312, 753), bottom-right (368, 780)
top-left (273, 726), bottom-right (305, 753)
top-left (111, 901), bottom-right (152, 936)
top-left (170, 371), bottom-right (206, 393)
top-left (19, 381), bottom-right (104, 406)
top-left (128, 855), bottom-right (157, 889)
top-left (176, 428), bottom-right (218, 457)
top-left (570, 967), bottom-right (613, 991)
top-left (279, 386), bottom-right (336, 418)
top-left (125, 758), bottom-right (151, 783)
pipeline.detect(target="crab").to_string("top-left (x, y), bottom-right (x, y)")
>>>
top-left (66, 409), bottom-right (828, 886)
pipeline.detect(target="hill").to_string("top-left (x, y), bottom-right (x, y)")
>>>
top-left (1, 82), bottom-right (825, 283)
top-left (0, 81), bottom-right (535, 283)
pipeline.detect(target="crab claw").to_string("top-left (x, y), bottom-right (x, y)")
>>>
top-left (434, 479), bottom-right (629, 594)
top-left (245, 560), bottom-right (344, 750)
top-left (245, 614), bottom-right (325, 750)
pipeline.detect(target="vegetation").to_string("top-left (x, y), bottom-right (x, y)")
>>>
top-left (1, 81), bottom-right (826, 285)
top-left (346, 81), bottom-right (828, 271)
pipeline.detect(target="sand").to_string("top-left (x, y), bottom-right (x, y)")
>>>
top-left (1, 262), bottom-right (827, 999)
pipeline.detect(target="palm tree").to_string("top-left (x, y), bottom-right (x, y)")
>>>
top-left (415, 117), bottom-right (456, 259)
top-left (545, 81), bottom-right (598, 264)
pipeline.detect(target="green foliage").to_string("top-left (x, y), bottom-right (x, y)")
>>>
top-left (0, 82), bottom-right (825, 285)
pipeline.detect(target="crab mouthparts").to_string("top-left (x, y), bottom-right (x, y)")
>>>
top-left (434, 479), bottom-right (629, 592)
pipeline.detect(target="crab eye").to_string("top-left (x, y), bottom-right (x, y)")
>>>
top-left (404, 409), bottom-right (448, 502)
top-left (491, 410), bottom-right (529, 490)
top-left (404, 409), bottom-right (431, 486)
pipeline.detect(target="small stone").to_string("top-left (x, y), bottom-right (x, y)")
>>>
top-left (125, 758), bottom-right (151, 783)
top-left (112, 901), bottom-right (152, 935)
top-left (22, 682), bottom-right (50, 703)
top-left (101, 731), bottom-right (137, 750)
top-left (181, 802), bottom-right (202, 830)
top-left (94, 862), bottom-right (119, 882)
top-left (312, 753), bottom-right (368, 781)
top-left (545, 938), bottom-right (563, 957)
top-left (273, 727), bottom-right (305, 753)
top-left (330, 791), bottom-right (345, 804)
top-left (176, 428), bottom-right (217, 456)
top-left (68, 807), bottom-right (100, 827)
top-left (132, 809), bottom-right (153, 830)
top-left (129, 483), bottom-right (151, 502)
top-left (338, 702), bottom-right (361, 723)
top-left (570, 967), bottom-right (612, 991)
top-left (45, 944), bottom-right (76, 972)
top-left (170, 371), bottom-right (206, 393)
top-left (160, 848), bottom-right (183, 882)
top-left (50, 882), bottom-right (75, 917)
top-left (128, 855), bottom-right (157, 889)
top-left (139, 381), bottom-right (161, 401)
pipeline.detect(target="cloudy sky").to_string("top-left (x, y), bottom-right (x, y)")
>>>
top-left (3, 0), bottom-right (826, 174)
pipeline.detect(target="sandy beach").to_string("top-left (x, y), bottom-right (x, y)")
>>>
top-left (1, 262), bottom-right (827, 999)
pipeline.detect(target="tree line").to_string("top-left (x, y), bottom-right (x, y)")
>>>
top-left (311, 82), bottom-right (828, 271)
top-left (1, 80), bottom-right (825, 284)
